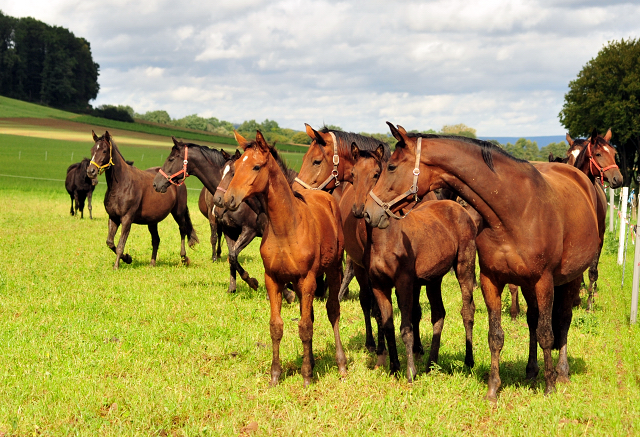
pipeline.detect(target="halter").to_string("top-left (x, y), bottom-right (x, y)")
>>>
top-left (158, 146), bottom-right (189, 186)
top-left (90, 140), bottom-right (115, 175)
top-left (587, 141), bottom-right (618, 185)
top-left (368, 137), bottom-right (422, 220)
top-left (294, 132), bottom-right (340, 190)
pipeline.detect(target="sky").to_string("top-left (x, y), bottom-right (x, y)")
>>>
top-left (2, 0), bottom-right (640, 136)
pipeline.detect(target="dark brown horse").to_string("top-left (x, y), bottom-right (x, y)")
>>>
top-left (66, 158), bottom-right (98, 219)
top-left (293, 124), bottom-right (388, 354)
top-left (87, 131), bottom-right (198, 268)
top-left (364, 123), bottom-right (600, 400)
top-left (223, 130), bottom-right (346, 387)
top-left (349, 144), bottom-right (477, 381)
top-left (198, 187), bottom-right (224, 261)
top-left (152, 138), bottom-right (261, 294)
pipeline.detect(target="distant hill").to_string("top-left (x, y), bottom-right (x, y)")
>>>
top-left (479, 135), bottom-right (566, 148)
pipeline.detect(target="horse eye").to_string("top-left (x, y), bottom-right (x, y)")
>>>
top-left (595, 153), bottom-right (602, 157)
top-left (313, 160), bottom-right (322, 166)
top-left (374, 172), bottom-right (380, 179)
top-left (388, 164), bottom-right (397, 172)
top-left (253, 165), bottom-right (261, 171)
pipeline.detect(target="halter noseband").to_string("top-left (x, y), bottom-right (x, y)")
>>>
top-left (159, 146), bottom-right (189, 186)
top-left (587, 141), bottom-right (618, 185)
top-left (295, 132), bottom-right (340, 191)
top-left (90, 140), bottom-right (115, 175)
top-left (368, 137), bottom-right (422, 220)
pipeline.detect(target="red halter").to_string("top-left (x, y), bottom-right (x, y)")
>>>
top-left (158, 146), bottom-right (189, 186)
top-left (587, 141), bottom-right (618, 185)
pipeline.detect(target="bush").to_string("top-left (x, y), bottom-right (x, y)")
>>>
top-left (92, 105), bottom-right (134, 123)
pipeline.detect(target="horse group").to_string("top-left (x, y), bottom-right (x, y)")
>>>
top-left (81, 123), bottom-right (622, 401)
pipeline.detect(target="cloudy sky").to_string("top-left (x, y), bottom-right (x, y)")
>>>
top-left (2, 0), bottom-right (639, 136)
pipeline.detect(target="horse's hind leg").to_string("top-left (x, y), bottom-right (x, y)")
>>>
top-left (338, 255), bottom-right (355, 301)
top-left (228, 227), bottom-right (260, 292)
top-left (353, 264), bottom-right (378, 353)
top-left (148, 223), bottom-right (160, 267)
top-left (224, 234), bottom-right (239, 293)
top-left (424, 277), bottom-right (445, 373)
top-left (508, 284), bottom-right (520, 320)
top-left (479, 272), bottom-right (505, 401)
top-left (587, 251), bottom-right (600, 311)
top-left (520, 285), bottom-right (540, 380)
top-left (393, 273), bottom-right (418, 382)
top-left (371, 285), bottom-right (400, 375)
top-left (553, 277), bottom-right (581, 384)
top-left (325, 265), bottom-right (347, 379)
top-left (69, 195), bottom-right (75, 216)
top-left (208, 211), bottom-right (219, 261)
top-left (88, 190), bottom-right (93, 219)
top-left (74, 192), bottom-right (80, 217)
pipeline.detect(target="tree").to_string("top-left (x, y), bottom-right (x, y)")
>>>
top-left (559, 38), bottom-right (640, 184)
top-left (441, 123), bottom-right (477, 138)
top-left (540, 141), bottom-right (568, 161)
top-left (503, 138), bottom-right (540, 161)
top-left (138, 110), bottom-right (171, 124)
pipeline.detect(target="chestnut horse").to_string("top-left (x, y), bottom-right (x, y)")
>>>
top-left (223, 130), bottom-right (346, 387)
top-left (293, 124), bottom-right (389, 355)
top-left (364, 123), bottom-right (599, 400)
top-left (66, 158), bottom-right (98, 219)
top-left (349, 144), bottom-right (477, 381)
top-left (152, 139), bottom-right (261, 293)
top-left (86, 131), bottom-right (198, 268)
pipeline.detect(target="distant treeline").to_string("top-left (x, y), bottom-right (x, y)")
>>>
top-left (0, 11), bottom-right (99, 111)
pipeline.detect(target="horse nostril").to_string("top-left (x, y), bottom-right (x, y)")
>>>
top-left (364, 211), bottom-right (371, 224)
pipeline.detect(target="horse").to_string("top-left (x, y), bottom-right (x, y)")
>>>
top-left (65, 158), bottom-right (98, 219)
top-left (293, 124), bottom-right (388, 355)
top-left (348, 143), bottom-right (477, 381)
top-left (86, 131), bottom-right (198, 269)
top-left (364, 123), bottom-right (600, 400)
top-left (563, 129), bottom-right (623, 309)
top-left (197, 187), bottom-right (224, 262)
top-left (152, 138), bottom-right (262, 294)
top-left (223, 130), bottom-right (346, 387)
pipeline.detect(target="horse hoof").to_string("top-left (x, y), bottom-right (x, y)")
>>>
top-left (248, 278), bottom-right (259, 290)
top-left (227, 288), bottom-right (237, 294)
top-left (485, 393), bottom-right (498, 404)
top-left (557, 374), bottom-right (570, 384)
top-left (365, 343), bottom-right (376, 353)
top-left (123, 255), bottom-right (132, 264)
top-left (303, 377), bottom-right (312, 388)
top-left (544, 384), bottom-right (556, 396)
top-left (283, 288), bottom-right (295, 304)
top-left (182, 257), bottom-right (190, 266)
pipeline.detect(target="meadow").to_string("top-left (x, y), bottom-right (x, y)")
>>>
top-left (1, 117), bottom-right (640, 435)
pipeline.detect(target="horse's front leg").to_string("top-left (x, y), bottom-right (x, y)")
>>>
top-left (424, 278), bottom-right (444, 374)
top-left (553, 277), bottom-right (581, 384)
top-left (297, 273), bottom-right (318, 387)
top-left (87, 190), bottom-right (93, 220)
top-left (353, 263), bottom-right (378, 353)
top-left (508, 284), bottom-right (520, 320)
top-left (148, 222), bottom-right (160, 266)
top-left (231, 226), bottom-right (260, 291)
top-left (265, 273), bottom-right (284, 386)
top-left (533, 274), bottom-right (557, 395)
top-left (479, 272), bottom-right (505, 402)
top-left (520, 285), bottom-right (540, 380)
top-left (394, 273), bottom-right (418, 382)
top-left (371, 284), bottom-right (399, 373)
top-left (326, 262), bottom-right (347, 378)
top-left (114, 217), bottom-right (134, 269)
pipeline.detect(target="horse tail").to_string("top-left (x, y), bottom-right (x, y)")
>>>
top-left (184, 206), bottom-right (199, 248)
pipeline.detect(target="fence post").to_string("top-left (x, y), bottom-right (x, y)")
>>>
top-left (618, 187), bottom-right (629, 265)
top-left (631, 225), bottom-right (640, 324)
top-left (610, 187), bottom-right (615, 232)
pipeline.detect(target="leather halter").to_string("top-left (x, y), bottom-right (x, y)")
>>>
top-left (90, 139), bottom-right (115, 175)
top-left (159, 146), bottom-right (189, 186)
top-left (587, 140), bottom-right (618, 185)
top-left (294, 132), bottom-right (340, 190)
top-left (369, 137), bottom-right (422, 220)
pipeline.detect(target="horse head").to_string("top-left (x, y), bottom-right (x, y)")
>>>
top-left (213, 149), bottom-right (242, 208)
top-left (351, 142), bottom-right (386, 218)
top-left (87, 130), bottom-right (115, 179)
top-left (293, 124), bottom-right (343, 191)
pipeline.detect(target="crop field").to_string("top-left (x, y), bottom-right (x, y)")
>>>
top-left (1, 117), bottom-right (640, 435)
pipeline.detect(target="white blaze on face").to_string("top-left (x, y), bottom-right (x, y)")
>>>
top-left (242, 155), bottom-right (248, 162)
top-left (571, 149), bottom-right (580, 159)
top-left (604, 146), bottom-right (610, 153)
top-left (222, 163), bottom-right (231, 178)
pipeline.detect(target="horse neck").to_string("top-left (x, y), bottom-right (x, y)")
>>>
top-left (104, 143), bottom-right (130, 189)
top-left (262, 156), bottom-right (302, 237)
top-left (190, 147), bottom-right (223, 194)
top-left (423, 138), bottom-right (539, 229)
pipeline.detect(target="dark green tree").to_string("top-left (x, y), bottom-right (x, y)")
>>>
top-left (559, 38), bottom-right (640, 184)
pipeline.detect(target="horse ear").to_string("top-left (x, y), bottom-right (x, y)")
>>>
top-left (374, 144), bottom-right (385, 161)
top-left (566, 133), bottom-right (574, 147)
top-left (104, 131), bottom-right (112, 143)
top-left (604, 128), bottom-right (612, 142)
top-left (234, 149), bottom-right (242, 160)
top-left (172, 136), bottom-right (180, 146)
top-left (255, 130), bottom-right (271, 152)
top-left (220, 149), bottom-right (231, 160)
top-left (305, 123), bottom-right (326, 146)
top-left (92, 130), bottom-right (99, 142)
top-left (386, 121), bottom-right (404, 144)
top-left (351, 142), bottom-right (360, 161)
top-left (233, 130), bottom-right (251, 150)
top-left (589, 128), bottom-right (599, 143)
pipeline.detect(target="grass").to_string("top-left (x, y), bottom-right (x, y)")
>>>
top-left (1, 127), bottom-right (640, 435)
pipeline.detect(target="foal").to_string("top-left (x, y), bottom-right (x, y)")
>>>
top-left (223, 130), bottom-right (346, 387)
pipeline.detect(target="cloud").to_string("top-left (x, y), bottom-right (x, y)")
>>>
top-left (1, 0), bottom-right (640, 135)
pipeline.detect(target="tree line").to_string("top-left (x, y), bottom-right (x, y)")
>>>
top-left (0, 11), bottom-right (99, 111)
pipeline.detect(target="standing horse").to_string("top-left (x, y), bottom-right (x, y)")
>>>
top-left (293, 124), bottom-right (388, 355)
top-left (349, 143), bottom-right (477, 381)
top-left (152, 138), bottom-right (262, 293)
top-left (66, 158), bottom-right (98, 219)
top-left (563, 129), bottom-right (622, 309)
top-left (364, 123), bottom-right (599, 400)
top-left (198, 186), bottom-right (224, 262)
top-left (87, 131), bottom-right (198, 268)
top-left (223, 130), bottom-right (346, 387)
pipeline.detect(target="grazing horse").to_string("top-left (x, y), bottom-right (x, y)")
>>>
top-left (86, 131), bottom-right (198, 268)
top-left (563, 129), bottom-right (623, 309)
top-left (223, 130), bottom-right (346, 387)
top-left (349, 144), bottom-right (477, 381)
top-left (293, 124), bottom-right (388, 355)
top-left (152, 138), bottom-right (261, 294)
top-left (66, 158), bottom-right (98, 219)
top-left (364, 123), bottom-right (599, 400)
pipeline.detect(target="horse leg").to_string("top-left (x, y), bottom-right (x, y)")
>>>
top-left (424, 278), bottom-right (445, 372)
top-left (69, 194), bottom-right (74, 216)
top-left (508, 284), bottom-right (520, 320)
top-left (87, 190), bottom-right (93, 220)
top-left (78, 194), bottom-right (85, 219)
top-left (326, 263), bottom-right (347, 378)
top-left (353, 264), bottom-right (377, 353)
top-left (113, 217), bottom-right (133, 269)
top-left (455, 244), bottom-right (476, 368)
top-left (411, 283), bottom-right (424, 357)
top-left (520, 286), bottom-right (540, 380)
top-left (533, 274), bottom-right (557, 395)
top-left (587, 250), bottom-right (600, 311)
top-left (393, 273), bottom-right (417, 382)
top-left (479, 272), bottom-right (505, 401)
top-left (208, 213), bottom-right (218, 261)
top-left (297, 273), bottom-right (318, 387)
top-left (338, 255), bottom-right (355, 301)
top-left (224, 234), bottom-right (238, 293)
top-left (553, 277), bottom-right (581, 384)
top-left (265, 273), bottom-right (284, 386)
top-left (215, 221), bottom-right (223, 261)
top-left (74, 192), bottom-right (80, 217)
top-left (371, 285), bottom-right (399, 375)
top-left (229, 226), bottom-right (260, 291)
top-left (148, 223), bottom-right (160, 267)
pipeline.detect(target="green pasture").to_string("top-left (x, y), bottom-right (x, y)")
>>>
top-left (1, 132), bottom-right (640, 436)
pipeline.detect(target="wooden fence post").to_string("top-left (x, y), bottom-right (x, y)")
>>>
top-left (618, 187), bottom-right (629, 265)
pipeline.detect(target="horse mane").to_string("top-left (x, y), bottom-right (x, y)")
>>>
top-left (406, 133), bottom-right (527, 172)
top-left (183, 142), bottom-right (228, 169)
top-left (320, 127), bottom-right (391, 161)
top-left (571, 138), bottom-right (589, 169)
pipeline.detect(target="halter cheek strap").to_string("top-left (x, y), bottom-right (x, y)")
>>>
top-left (295, 132), bottom-right (340, 190)
top-left (368, 137), bottom-right (422, 220)
top-left (159, 146), bottom-right (189, 186)
top-left (587, 142), bottom-right (619, 186)
top-left (90, 141), bottom-right (115, 175)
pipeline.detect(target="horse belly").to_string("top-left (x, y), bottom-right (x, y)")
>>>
top-left (135, 188), bottom-right (176, 224)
